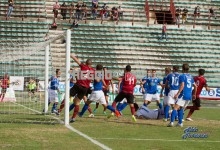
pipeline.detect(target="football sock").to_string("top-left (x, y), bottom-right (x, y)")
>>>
top-left (80, 104), bottom-right (89, 116)
top-left (107, 105), bottom-right (116, 112)
top-left (118, 102), bottom-right (128, 111)
top-left (72, 105), bottom-right (79, 118)
top-left (178, 108), bottom-right (183, 124)
top-left (69, 103), bottom-right (75, 112)
top-left (170, 109), bottom-right (177, 122)
top-left (164, 105), bottom-right (170, 119)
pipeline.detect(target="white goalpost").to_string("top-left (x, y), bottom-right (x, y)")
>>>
top-left (0, 30), bottom-right (70, 124)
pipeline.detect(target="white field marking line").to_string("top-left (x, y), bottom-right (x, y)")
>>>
top-left (13, 102), bottom-right (112, 150)
top-left (93, 137), bottom-right (220, 143)
top-left (66, 125), bottom-right (112, 150)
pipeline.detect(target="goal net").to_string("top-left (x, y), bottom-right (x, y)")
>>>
top-left (0, 34), bottom-right (66, 124)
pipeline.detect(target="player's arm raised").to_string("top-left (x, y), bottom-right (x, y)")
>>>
top-left (70, 53), bottom-right (81, 66)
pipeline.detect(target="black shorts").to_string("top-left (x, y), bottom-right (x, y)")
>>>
top-left (114, 92), bottom-right (134, 104)
top-left (103, 89), bottom-right (109, 96)
top-left (1, 88), bottom-right (7, 94)
top-left (28, 89), bottom-right (35, 94)
top-left (193, 98), bottom-right (201, 107)
top-left (85, 87), bottom-right (92, 97)
top-left (70, 84), bottom-right (88, 100)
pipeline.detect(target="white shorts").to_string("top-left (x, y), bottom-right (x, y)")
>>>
top-left (168, 90), bottom-right (178, 105)
top-left (163, 95), bottom-right (169, 105)
top-left (144, 93), bottom-right (160, 102)
top-left (88, 90), bottom-right (106, 105)
top-left (175, 97), bottom-right (190, 108)
top-left (48, 89), bottom-right (59, 103)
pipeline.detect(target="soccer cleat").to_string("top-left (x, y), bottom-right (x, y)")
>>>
top-left (69, 118), bottom-right (75, 123)
top-left (51, 109), bottom-right (58, 114)
top-left (88, 114), bottom-right (94, 118)
top-left (132, 115), bottom-right (137, 122)
top-left (55, 111), bottom-right (60, 116)
top-left (176, 123), bottom-right (183, 127)
top-left (186, 118), bottom-right (193, 121)
top-left (182, 119), bottom-right (185, 122)
top-left (115, 110), bottom-right (121, 118)
top-left (167, 122), bottom-right (174, 127)
top-left (103, 111), bottom-right (106, 115)
top-left (163, 118), bottom-right (168, 122)
top-left (78, 112), bottom-right (83, 118)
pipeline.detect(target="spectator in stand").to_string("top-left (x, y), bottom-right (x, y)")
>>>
top-left (182, 7), bottom-right (188, 24)
top-left (118, 6), bottom-right (123, 19)
top-left (209, 7), bottom-right (216, 19)
top-left (111, 8), bottom-right (119, 21)
top-left (159, 23), bottom-right (168, 41)
top-left (70, 1), bottom-right (75, 19)
top-left (175, 7), bottom-right (181, 25)
top-left (70, 19), bottom-right (78, 29)
top-left (92, 0), bottom-right (98, 8)
top-left (61, 2), bottom-right (67, 20)
top-left (75, 2), bottom-right (82, 20)
top-left (53, 1), bottom-right (60, 18)
top-left (7, 0), bottom-right (14, 19)
top-left (92, 3), bottom-right (98, 19)
top-left (81, 2), bottom-right (87, 20)
top-left (194, 6), bottom-right (200, 18)
top-left (100, 3), bottom-right (108, 20)
top-left (50, 18), bottom-right (57, 30)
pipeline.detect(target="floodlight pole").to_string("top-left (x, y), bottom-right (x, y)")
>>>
top-left (44, 44), bottom-right (49, 114)
top-left (64, 30), bottom-right (71, 125)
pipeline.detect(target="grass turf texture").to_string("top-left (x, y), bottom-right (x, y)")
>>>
top-left (0, 101), bottom-right (220, 150)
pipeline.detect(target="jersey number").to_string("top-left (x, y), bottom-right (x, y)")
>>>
top-left (171, 76), bottom-right (179, 86)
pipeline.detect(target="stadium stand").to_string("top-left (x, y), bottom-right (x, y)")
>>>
top-left (0, 0), bottom-right (219, 87)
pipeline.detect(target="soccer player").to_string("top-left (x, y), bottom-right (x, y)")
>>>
top-left (108, 65), bottom-right (137, 122)
top-left (142, 69), bottom-right (163, 109)
top-left (93, 67), bottom-right (114, 114)
top-left (27, 79), bottom-right (37, 97)
top-left (0, 73), bottom-right (10, 102)
top-left (164, 66), bottom-right (180, 121)
top-left (140, 69), bottom-right (151, 106)
top-left (160, 67), bottom-right (171, 121)
top-left (79, 64), bottom-right (120, 117)
top-left (69, 54), bottom-right (94, 123)
top-left (185, 69), bottom-right (210, 121)
top-left (47, 69), bottom-right (61, 113)
top-left (167, 64), bottom-right (197, 127)
top-left (135, 104), bottom-right (165, 120)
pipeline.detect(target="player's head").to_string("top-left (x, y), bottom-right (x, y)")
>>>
top-left (86, 59), bottom-right (92, 67)
top-left (146, 69), bottom-right (151, 77)
top-left (173, 65), bottom-right (179, 72)
top-left (151, 69), bottom-right (156, 77)
top-left (182, 64), bottom-right (189, 73)
top-left (125, 65), bottom-right (131, 72)
top-left (165, 67), bottom-right (171, 75)
top-left (56, 69), bottom-right (61, 77)
top-left (103, 67), bottom-right (108, 71)
top-left (198, 69), bottom-right (205, 76)
top-left (96, 64), bottom-right (103, 71)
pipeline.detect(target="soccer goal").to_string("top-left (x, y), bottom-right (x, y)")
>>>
top-left (0, 30), bottom-right (71, 125)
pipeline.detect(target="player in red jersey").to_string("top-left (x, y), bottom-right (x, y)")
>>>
top-left (0, 73), bottom-right (10, 102)
top-left (185, 69), bottom-right (210, 121)
top-left (93, 67), bottom-right (114, 114)
top-left (68, 54), bottom-right (94, 123)
top-left (108, 65), bottom-right (137, 122)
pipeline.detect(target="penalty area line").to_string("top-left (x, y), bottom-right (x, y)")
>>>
top-left (13, 102), bottom-right (112, 150)
top-left (93, 137), bottom-right (220, 143)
